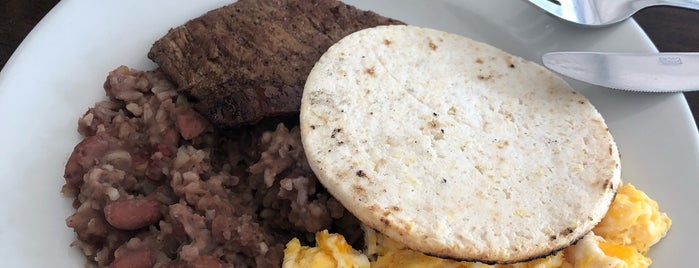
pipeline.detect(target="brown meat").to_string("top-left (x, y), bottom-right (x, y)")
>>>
top-left (148, 0), bottom-right (403, 128)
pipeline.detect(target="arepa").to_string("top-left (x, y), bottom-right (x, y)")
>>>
top-left (300, 25), bottom-right (621, 263)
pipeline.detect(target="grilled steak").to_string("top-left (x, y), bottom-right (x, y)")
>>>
top-left (148, 0), bottom-right (403, 128)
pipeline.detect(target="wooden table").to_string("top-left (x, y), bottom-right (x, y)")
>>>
top-left (1, 1), bottom-right (698, 130)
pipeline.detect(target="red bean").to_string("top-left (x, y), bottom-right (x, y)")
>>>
top-left (189, 255), bottom-right (224, 268)
top-left (104, 199), bottom-right (162, 230)
top-left (109, 248), bottom-right (153, 268)
top-left (64, 135), bottom-right (109, 187)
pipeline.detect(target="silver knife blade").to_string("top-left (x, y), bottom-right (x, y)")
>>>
top-left (542, 52), bottom-right (699, 92)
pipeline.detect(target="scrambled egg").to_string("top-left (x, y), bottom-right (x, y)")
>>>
top-left (362, 226), bottom-right (565, 268)
top-left (592, 183), bottom-right (672, 254)
top-left (283, 230), bottom-right (370, 268)
top-left (561, 233), bottom-right (650, 268)
top-left (283, 183), bottom-right (671, 268)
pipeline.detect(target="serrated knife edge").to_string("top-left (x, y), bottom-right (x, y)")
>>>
top-left (542, 52), bottom-right (699, 93)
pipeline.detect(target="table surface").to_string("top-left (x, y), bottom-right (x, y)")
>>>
top-left (1, 1), bottom-right (698, 130)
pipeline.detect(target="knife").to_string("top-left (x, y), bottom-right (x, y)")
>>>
top-left (541, 52), bottom-right (699, 92)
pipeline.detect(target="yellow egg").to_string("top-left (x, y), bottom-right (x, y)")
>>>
top-left (282, 230), bottom-right (369, 268)
top-left (363, 227), bottom-right (563, 268)
top-left (562, 233), bottom-right (651, 268)
top-left (593, 183), bottom-right (672, 253)
top-left (282, 182), bottom-right (671, 268)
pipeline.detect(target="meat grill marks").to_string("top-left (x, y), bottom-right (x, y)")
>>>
top-left (148, 0), bottom-right (403, 128)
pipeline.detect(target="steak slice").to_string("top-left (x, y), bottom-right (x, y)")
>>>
top-left (148, 0), bottom-right (403, 128)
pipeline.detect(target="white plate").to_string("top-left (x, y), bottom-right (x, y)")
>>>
top-left (0, 0), bottom-right (696, 267)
